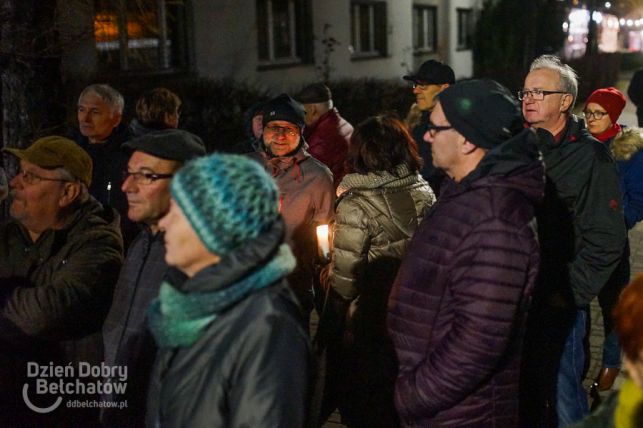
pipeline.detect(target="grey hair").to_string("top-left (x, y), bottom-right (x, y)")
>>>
top-left (54, 167), bottom-right (90, 204)
top-left (79, 84), bottom-right (124, 116)
top-left (529, 55), bottom-right (579, 110)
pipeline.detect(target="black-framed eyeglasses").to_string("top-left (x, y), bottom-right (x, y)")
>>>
top-left (583, 110), bottom-right (608, 120)
top-left (264, 125), bottom-right (299, 137)
top-left (122, 171), bottom-right (174, 185)
top-left (17, 168), bottom-right (71, 186)
top-left (517, 89), bottom-right (569, 101)
top-left (412, 83), bottom-right (430, 90)
top-left (426, 122), bottom-right (453, 137)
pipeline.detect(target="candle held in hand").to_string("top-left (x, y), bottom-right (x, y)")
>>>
top-left (316, 224), bottom-right (330, 259)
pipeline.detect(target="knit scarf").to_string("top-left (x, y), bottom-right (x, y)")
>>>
top-left (261, 148), bottom-right (308, 181)
top-left (148, 243), bottom-right (296, 348)
top-left (595, 123), bottom-right (622, 143)
top-left (615, 378), bottom-right (643, 428)
top-left (336, 164), bottom-right (420, 197)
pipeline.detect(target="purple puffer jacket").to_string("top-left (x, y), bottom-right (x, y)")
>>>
top-left (387, 129), bottom-right (545, 427)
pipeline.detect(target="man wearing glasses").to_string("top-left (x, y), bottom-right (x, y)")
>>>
top-left (388, 79), bottom-right (544, 426)
top-left (403, 59), bottom-right (455, 194)
top-left (518, 55), bottom-right (626, 427)
top-left (0, 136), bottom-right (123, 426)
top-left (100, 129), bottom-right (205, 428)
top-left (249, 94), bottom-right (334, 319)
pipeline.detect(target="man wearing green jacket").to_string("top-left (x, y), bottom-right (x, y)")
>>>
top-left (0, 136), bottom-right (123, 427)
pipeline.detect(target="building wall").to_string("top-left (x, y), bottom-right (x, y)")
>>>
top-left (192, 0), bottom-right (479, 93)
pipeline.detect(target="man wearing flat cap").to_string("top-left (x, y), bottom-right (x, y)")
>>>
top-left (100, 129), bottom-right (205, 427)
top-left (0, 136), bottom-right (123, 426)
top-left (388, 79), bottom-right (545, 426)
top-left (249, 93), bottom-right (334, 320)
top-left (403, 59), bottom-right (455, 195)
top-left (296, 83), bottom-right (353, 188)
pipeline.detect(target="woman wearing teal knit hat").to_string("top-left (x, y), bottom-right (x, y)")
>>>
top-left (146, 153), bottom-right (309, 427)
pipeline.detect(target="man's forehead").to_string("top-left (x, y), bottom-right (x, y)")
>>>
top-left (265, 120), bottom-right (298, 128)
top-left (78, 91), bottom-right (109, 107)
top-left (129, 151), bottom-right (178, 169)
top-left (524, 68), bottom-right (560, 87)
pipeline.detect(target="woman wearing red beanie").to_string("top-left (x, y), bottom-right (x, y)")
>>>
top-left (583, 87), bottom-right (643, 404)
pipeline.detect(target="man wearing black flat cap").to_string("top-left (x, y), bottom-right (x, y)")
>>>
top-left (100, 129), bottom-right (206, 428)
top-left (296, 83), bottom-right (353, 188)
top-left (403, 59), bottom-right (455, 195)
top-left (249, 93), bottom-right (334, 319)
top-left (388, 79), bottom-right (545, 426)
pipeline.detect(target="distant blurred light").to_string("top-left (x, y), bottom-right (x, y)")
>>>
top-left (620, 18), bottom-right (626, 26)
top-left (563, 22), bottom-right (569, 31)
top-left (605, 2), bottom-right (611, 8)
top-left (627, 19), bottom-right (634, 26)
top-left (592, 11), bottom-right (603, 24)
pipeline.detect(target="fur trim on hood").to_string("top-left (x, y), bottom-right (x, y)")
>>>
top-left (612, 127), bottom-right (643, 161)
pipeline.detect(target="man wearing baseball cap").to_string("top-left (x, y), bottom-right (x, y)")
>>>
top-left (248, 93), bottom-right (334, 319)
top-left (101, 129), bottom-right (206, 428)
top-left (0, 136), bottom-right (123, 426)
top-left (403, 59), bottom-right (455, 194)
top-left (388, 80), bottom-right (544, 426)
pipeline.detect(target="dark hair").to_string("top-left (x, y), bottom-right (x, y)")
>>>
top-left (614, 274), bottom-right (643, 361)
top-left (347, 115), bottom-right (423, 175)
top-left (135, 87), bottom-right (181, 129)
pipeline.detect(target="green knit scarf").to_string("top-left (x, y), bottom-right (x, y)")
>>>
top-left (148, 244), bottom-right (296, 348)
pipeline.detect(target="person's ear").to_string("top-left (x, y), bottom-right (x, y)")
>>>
top-left (461, 139), bottom-right (478, 155)
top-left (58, 182), bottom-right (81, 208)
top-left (560, 94), bottom-right (573, 113)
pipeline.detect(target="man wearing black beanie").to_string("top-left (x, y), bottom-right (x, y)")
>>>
top-left (248, 93), bottom-right (335, 319)
top-left (388, 79), bottom-right (545, 426)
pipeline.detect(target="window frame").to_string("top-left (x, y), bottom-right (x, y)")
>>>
top-left (349, 1), bottom-right (388, 60)
top-left (93, 0), bottom-right (192, 73)
top-left (256, 0), bottom-right (313, 69)
top-left (456, 8), bottom-right (473, 51)
top-left (412, 4), bottom-right (437, 54)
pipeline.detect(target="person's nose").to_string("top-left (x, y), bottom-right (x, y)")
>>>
top-left (413, 86), bottom-right (422, 95)
top-left (423, 130), bottom-right (434, 144)
top-left (121, 174), bottom-right (137, 193)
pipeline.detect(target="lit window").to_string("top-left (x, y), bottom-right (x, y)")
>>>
top-left (350, 1), bottom-right (387, 58)
top-left (457, 8), bottom-right (473, 50)
top-left (413, 5), bottom-right (437, 53)
top-left (93, 0), bottom-right (190, 72)
top-left (256, 0), bottom-right (313, 67)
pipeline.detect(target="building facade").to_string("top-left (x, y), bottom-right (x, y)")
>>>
top-left (59, 0), bottom-right (481, 93)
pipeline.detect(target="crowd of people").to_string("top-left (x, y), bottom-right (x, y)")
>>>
top-left (0, 53), bottom-right (642, 428)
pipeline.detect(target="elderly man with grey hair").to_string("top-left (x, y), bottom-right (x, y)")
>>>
top-left (519, 55), bottom-right (626, 427)
top-left (74, 83), bottom-right (135, 245)
top-left (0, 136), bottom-right (123, 426)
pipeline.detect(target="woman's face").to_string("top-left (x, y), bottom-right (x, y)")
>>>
top-left (584, 102), bottom-right (613, 136)
top-left (158, 199), bottom-right (220, 277)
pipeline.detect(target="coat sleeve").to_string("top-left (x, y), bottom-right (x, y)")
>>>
top-left (622, 152), bottom-right (643, 229)
top-left (229, 312), bottom-right (309, 428)
top-left (394, 217), bottom-right (537, 420)
top-left (570, 154), bottom-right (627, 306)
top-left (323, 196), bottom-right (371, 301)
top-left (0, 228), bottom-right (123, 342)
top-left (312, 167), bottom-right (336, 226)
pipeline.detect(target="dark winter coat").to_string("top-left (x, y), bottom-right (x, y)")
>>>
top-left (303, 108), bottom-right (353, 188)
top-left (146, 220), bottom-right (309, 428)
top-left (532, 116), bottom-right (626, 309)
top-left (628, 69), bottom-right (643, 126)
top-left (387, 128), bottom-right (544, 427)
top-left (101, 227), bottom-right (171, 427)
top-left (323, 165), bottom-right (434, 426)
top-left (610, 127), bottom-right (643, 229)
top-left (0, 198), bottom-right (123, 425)
top-left (73, 123), bottom-right (137, 246)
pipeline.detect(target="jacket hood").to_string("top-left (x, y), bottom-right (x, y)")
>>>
top-left (448, 128), bottom-right (545, 205)
top-left (611, 126), bottom-right (643, 161)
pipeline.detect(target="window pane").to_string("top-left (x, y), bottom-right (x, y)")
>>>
top-left (414, 8), bottom-right (424, 48)
top-left (257, 0), bottom-right (269, 60)
top-left (272, 0), bottom-right (293, 58)
top-left (359, 4), bottom-right (371, 52)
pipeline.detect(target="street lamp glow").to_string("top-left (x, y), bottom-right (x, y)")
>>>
top-left (605, 2), bottom-right (611, 8)
top-left (627, 19), bottom-right (634, 27)
top-left (620, 18), bottom-right (626, 26)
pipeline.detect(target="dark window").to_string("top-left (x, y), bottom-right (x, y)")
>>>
top-left (457, 8), bottom-right (473, 50)
top-left (350, 1), bottom-right (387, 58)
top-left (413, 5), bottom-right (437, 53)
top-left (256, 0), bottom-right (313, 66)
top-left (93, 0), bottom-right (190, 72)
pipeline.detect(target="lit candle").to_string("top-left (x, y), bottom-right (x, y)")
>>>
top-left (316, 224), bottom-right (330, 259)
